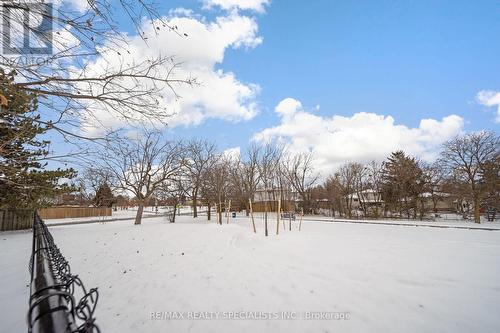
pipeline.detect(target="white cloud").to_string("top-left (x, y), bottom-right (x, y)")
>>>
top-left (168, 7), bottom-right (196, 18)
top-left (253, 98), bottom-right (464, 174)
top-left (223, 146), bottom-right (241, 160)
top-left (275, 97), bottom-right (302, 117)
top-left (52, 25), bottom-right (80, 52)
top-left (202, 0), bottom-right (271, 13)
top-left (64, 0), bottom-right (91, 12)
top-left (476, 90), bottom-right (500, 123)
top-left (78, 11), bottom-right (262, 135)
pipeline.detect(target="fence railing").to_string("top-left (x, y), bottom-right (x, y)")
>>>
top-left (28, 214), bottom-right (100, 333)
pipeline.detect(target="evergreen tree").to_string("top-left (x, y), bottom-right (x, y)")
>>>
top-left (0, 70), bottom-right (76, 209)
top-left (381, 151), bottom-right (425, 218)
top-left (93, 184), bottom-right (115, 207)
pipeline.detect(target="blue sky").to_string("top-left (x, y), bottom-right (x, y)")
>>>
top-left (247, 0), bottom-right (500, 124)
top-left (196, 0), bottom-right (499, 128)
top-left (55, 0), bottom-right (499, 172)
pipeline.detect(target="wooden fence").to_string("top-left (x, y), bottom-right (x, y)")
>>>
top-left (38, 207), bottom-right (112, 219)
top-left (251, 201), bottom-right (295, 213)
top-left (0, 209), bottom-right (35, 231)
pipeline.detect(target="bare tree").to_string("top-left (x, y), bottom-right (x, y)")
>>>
top-left (201, 155), bottom-right (230, 225)
top-left (184, 139), bottom-right (217, 218)
top-left (336, 162), bottom-right (361, 218)
top-left (77, 167), bottom-right (114, 206)
top-left (365, 161), bottom-right (383, 218)
top-left (323, 176), bottom-right (343, 217)
top-left (276, 159), bottom-right (292, 214)
top-left (99, 131), bottom-right (184, 225)
top-left (352, 163), bottom-right (368, 218)
top-left (227, 157), bottom-right (245, 213)
top-left (258, 143), bottom-right (283, 236)
top-left (156, 178), bottom-right (185, 223)
top-left (235, 144), bottom-right (261, 216)
top-left (1, 1), bottom-right (195, 142)
top-left (321, 161), bottom-right (382, 219)
top-left (480, 154), bottom-right (500, 217)
top-left (421, 162), bottom-right (445, 215)
top-left (283, 151), bottom-right (319, 214)
top-left (440, 131), bottom-right (499, 223)
top-left (441, 170), bottom-right (471, 215)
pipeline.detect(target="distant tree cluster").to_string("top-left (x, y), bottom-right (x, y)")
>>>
top-left (311, 132), bottom-right (499, 223)
top-left (78, 128), bottom-right (498, 225)
top-left (83, 132), bottom-right (320, 225)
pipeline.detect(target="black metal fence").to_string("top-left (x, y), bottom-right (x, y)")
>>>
top-left (28, 214), bottom-right (100, 333)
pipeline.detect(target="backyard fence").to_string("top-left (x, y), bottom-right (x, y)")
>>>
top-left (28, 213), bottom-right (100, 333)
top-left (0, 209), bottom-right (34, 231)
top-left (38, 207), bottom-right (112, 220)
top-left (251, 201), bottom-right (295, 212)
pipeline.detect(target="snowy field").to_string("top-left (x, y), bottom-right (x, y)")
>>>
top-left (43, 207), bottom-right (500, 230)
top-left (2, 214), bottom-right (500, 333)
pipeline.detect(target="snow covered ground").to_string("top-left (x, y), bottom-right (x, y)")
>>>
top-left (2, 213), bottom-right (500, 333)
top-left (308, 216), bottom-right (500, 230)
top-left (43, 207), bottom-right (500, 230)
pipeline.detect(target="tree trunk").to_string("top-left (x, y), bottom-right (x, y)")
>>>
top-left (301, 193), bottom-right (308, 216)
top-left (207, 202), bottom-right (211, 221)
top-left (135, 203), bottom-right (144, 225)
top-left (347, 198), bottom-right (352, 219)
top-left (264, 201), bottom-right (268, 237)
top-left (171, 201), bottom-right (177, 223)
top-left (276, 197), bottom-right (280, 235)
top-left (413, 198), bottom-right (418, 219)
top-left (432, 194), bottom-right (438, 214)
top-left (474, 195), bottom-right (481, 223)
top-left (218, 202), bottom-right (222, 225)
top-left (419, 198), bottom-right (424, 221)
top-left (249, 198), bottom-right (256, 233)
top-left (193, 189), bottom-right (198, 218)
top-left (226, 200), bottom-right (231, 224)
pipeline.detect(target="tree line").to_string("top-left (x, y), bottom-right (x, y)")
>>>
top-left (1, 70), bottom-right (497, 225)
top-left (2, 65), bottom-right (498, 224)
top-left (75, 129), bottom-right (498, 225)
top-left (78, 132), bottom-right (319, 225)
top-left (312, 136), bottom-right (498, 223)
